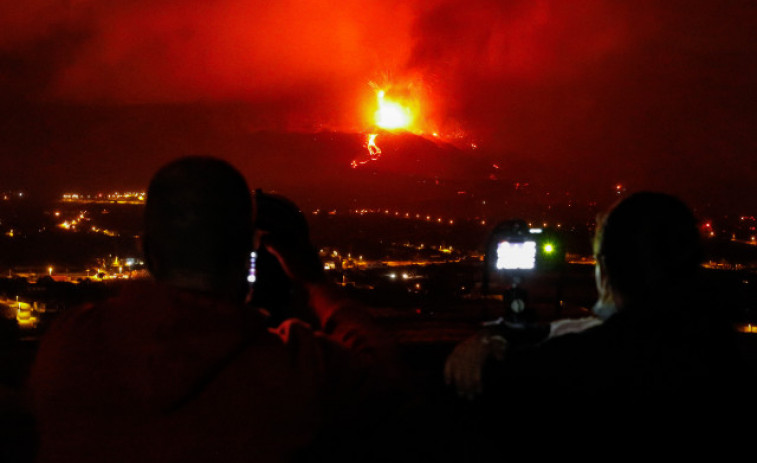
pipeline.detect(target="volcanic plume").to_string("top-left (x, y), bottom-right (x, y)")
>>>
top-left (0, 1), bottom-right (754, 212)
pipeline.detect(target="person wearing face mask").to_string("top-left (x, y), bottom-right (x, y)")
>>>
top-left (444, 192), bottom-right (749, 447)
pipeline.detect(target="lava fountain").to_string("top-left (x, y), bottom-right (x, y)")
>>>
top-left (352, 87), bottom-right (414, 168)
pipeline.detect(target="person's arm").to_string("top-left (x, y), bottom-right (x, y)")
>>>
top-left (444, 316), bottom-right (602, 400)
top-left (444, 329), bottom-right (509, 400)
top-left (263, 234), bottom-right (406, 461)
top-left (262, 232), bottom-right (398, 366)
top-left (548, 316), bottom-right (602, 338)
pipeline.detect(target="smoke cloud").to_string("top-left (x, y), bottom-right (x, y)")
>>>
top-left (1, 0), bottom-right (754, 207)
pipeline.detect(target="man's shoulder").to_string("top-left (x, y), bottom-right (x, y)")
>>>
top-left (35, 281), bottom-right (153, 347)
top-left (35, 299), bottom-right (102, 359)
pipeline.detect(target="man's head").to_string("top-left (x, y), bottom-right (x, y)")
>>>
top-left (143, 156), bottom-right (253, 300)
top-left (593, 192), bottom-right (702, 309)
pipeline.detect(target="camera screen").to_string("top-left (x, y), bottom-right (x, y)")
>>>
top-left (495, 240), bottom-right (536, 270)
top-left (247, 251), bottom-right (257, 283)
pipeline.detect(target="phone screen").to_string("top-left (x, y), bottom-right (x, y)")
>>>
top-left (247, 251), bottom-right (257, 284)
top-left (495, 240), bottom-right (536, 270)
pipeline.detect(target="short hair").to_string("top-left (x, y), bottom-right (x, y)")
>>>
top-left (144, 156), bottom-right (253, 290)
top-left (594, 192), bottom-right (702, 304)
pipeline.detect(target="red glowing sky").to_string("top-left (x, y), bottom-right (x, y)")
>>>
top-left (1, 0), bottom-right (755, 210)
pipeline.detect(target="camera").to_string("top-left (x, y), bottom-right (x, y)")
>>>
top-left (487, 222), bottom-right (537, 275)
top-left (482, 220), bottom-right (566, 328)
top-left (495, 240), bottom-right (537, 271)
top-left (485, 220), bottom-right (564, 276)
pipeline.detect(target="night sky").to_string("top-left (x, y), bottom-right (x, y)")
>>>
top-left (1, 1), bottom-right (755, 212)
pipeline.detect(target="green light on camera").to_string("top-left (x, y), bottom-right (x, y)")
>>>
top-left (543, 243), bottom-right (554, 254)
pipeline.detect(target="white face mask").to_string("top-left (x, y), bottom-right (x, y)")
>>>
top-left (592, 298), bottom-right (617, 321)
top-left (593, 259), bottom-right (617, 320)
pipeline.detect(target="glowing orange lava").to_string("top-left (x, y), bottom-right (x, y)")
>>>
top-left (351, 133), bottom-right (383, 168)
top-left (366, 133), bottom-right (381, 156)
top-left (351, 85), bottom-right (417, 168)
top-left (374, 90), bottom-right (412, 130)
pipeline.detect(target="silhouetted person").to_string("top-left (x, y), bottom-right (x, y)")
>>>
top-left (250, 189), bottom-right (314, 326)
top-left (0, 313), bottom-right (35, 463)
top-left (445, 192), bottom-right (748, 452)
top-left (30, 156), bottom-right (397, 463)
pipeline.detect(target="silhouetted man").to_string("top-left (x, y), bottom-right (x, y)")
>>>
top-left (30, 156), bottom-right (396, 463)
top-left (444, 192), bottom-right (748, 452)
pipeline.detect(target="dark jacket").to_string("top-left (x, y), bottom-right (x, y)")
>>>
top-left (477, 299), bottom-right (750, 450)
top-left (30, 280), bottom-right (397, 463)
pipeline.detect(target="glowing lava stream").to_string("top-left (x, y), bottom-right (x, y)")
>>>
top-left (366, 133), bottom-right (381, 156)
top-left (351, 89), bottom-right (412, 168)
top-left (351, 134), bottom-right (383, 168)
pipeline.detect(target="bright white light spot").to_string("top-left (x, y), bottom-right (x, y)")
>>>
top-left (496, 241), bottom-right (536, 270)
top-left (375, 90), bottom-right (412, 130)
top-left (247, 251), bottom-right (257, 283)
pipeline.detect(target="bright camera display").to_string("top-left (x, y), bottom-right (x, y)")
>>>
top-left (495, 240), bottom-right (536, 270)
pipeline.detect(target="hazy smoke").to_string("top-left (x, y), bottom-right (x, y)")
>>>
top-left (1, 0), bottom-right (754, 203)
top-left (0, 2), bottom-right (645, 114)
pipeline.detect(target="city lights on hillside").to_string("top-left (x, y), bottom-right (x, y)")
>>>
top-left (62, 192), bottom-right (146, 204)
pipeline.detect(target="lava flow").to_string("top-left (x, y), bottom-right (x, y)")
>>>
top-left (350, 134), bottom-right (383, 168)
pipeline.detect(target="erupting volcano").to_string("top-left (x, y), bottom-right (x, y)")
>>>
top-left (352, 85), bottom-right (420, 168)
top-left (0, 1), bottom-right (751, 214)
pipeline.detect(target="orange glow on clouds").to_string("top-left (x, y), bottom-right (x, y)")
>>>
top-left (47, 0), bottom-right (416, 105)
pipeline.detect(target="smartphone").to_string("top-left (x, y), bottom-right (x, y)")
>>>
top-left (247, 251), bottom-right (257, 284)
top-left (495, 240), bottom-right (537, 270)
